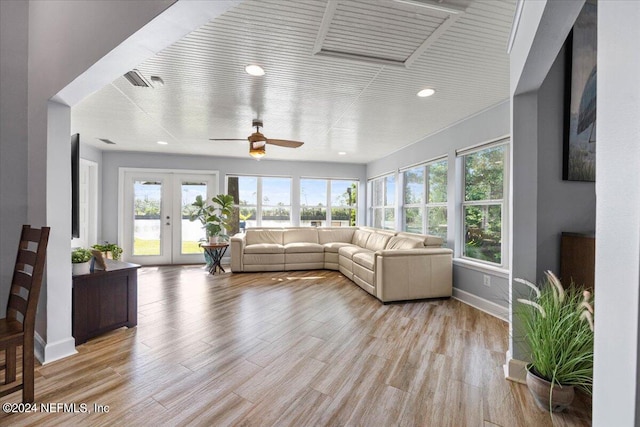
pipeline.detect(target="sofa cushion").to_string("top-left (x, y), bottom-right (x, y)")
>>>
top-left (246, 229), bottom-right (284, 245)
top-left (244, 243), bottom-right (285, 254)
top-left (283, 228), bottom-right (319, 245)
top-left (353, 251), bottom-right (376, 270)
top-left (318, 228), bottom-right (356, 244)
top-left (395, 231), bottom-right (443, 247)
top-left (352, 230), bottom-right (372, 248)
top-left (284, 242), bottom-right (324, 253)
top-left (338, 245), bottom-right (371, 260)
top-left (364, 232), bottom-right (393, 251)
top-left (386, 236), bottom-right (424, 250)
top-left (323, 242), bottom-right (356, 253)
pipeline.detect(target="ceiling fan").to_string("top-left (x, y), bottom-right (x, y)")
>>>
top-left (210, 119), bottom-right (304, 159)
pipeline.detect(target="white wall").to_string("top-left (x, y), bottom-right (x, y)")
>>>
top-left (507, 0), bottom-right (586, 371)
top-left (367, 101), bottom-right (511, 312)
top-left (0, 0), bottom-right (29, 318)
top-left (593, 2), bottom-right (640, 425)
top-left (21, 0), bottom-right (179, 363)
top-left (100, 151), bottom-right (367, 243)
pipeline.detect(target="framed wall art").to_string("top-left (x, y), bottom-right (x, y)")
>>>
top-left (563, 1), bottom-right (597, 182)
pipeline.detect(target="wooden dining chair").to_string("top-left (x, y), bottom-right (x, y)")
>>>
top-left (0, 225), bottom-right (50, 403)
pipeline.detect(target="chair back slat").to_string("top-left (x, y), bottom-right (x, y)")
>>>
top-left (17, 249), bottom-right (37, 269)
top-left (13, 271), bottom-right (33, 292)
top-left (7, 225), bottom-right (50, 332)
top-left (7, 294), bottom-right (28, 320)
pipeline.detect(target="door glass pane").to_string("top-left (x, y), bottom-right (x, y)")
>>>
top-left (181, 181), bottom-right (207, 254)
top-left (133, 180), bottom-right (162, 256)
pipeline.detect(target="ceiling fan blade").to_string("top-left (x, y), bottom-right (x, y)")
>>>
top-left (266, 139), bottom-right (304, 148)
top-left (209, 138), bottom-right (247, 141)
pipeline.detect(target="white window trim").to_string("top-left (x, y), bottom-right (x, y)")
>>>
top-left (401, 158), bottom-right (448, 236)
top-left (226, 174), bottom-right (293, 227)
top-left (457, 139), bottom-right (510, 268)
top-left (368, 173), bottom-right (396, 230)
top-left (300, 177), bottom-right (359, 226)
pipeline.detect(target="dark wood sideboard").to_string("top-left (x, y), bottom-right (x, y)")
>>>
top-left (72, 260), bottom-right (140, 345)
top-left (560, 232), bottom-right (595, 290)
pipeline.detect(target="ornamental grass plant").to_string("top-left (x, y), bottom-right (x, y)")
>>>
top-left (516, 271), bottom-right (594, 394)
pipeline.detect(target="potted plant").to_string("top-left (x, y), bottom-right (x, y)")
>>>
top-left (188, 194), bottom-right (235, 243)
top-left (92, 242), bottom-right (123, 260)
top-left (516, 270), bottom-right (594, 412)
top-left (71, 248), bottom-right (93, 275)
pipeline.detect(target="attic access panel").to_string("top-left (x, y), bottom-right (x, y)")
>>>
top-left (313, 0), bottom-right (466, 68)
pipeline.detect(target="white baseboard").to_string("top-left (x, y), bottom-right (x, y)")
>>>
top-left (38, 336), bottom-right (77, 364)
top-left (504, 350), bottom-right (528, 384)
top-left (452, 288), bottom-right (509, 322)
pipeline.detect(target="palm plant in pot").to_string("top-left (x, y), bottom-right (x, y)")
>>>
top-left (516, 270), bottom-right (594, 412)
top-left (188, 194), bottom-right (235, 243)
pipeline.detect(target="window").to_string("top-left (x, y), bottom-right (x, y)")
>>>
top-left (460, 143), bottom-right (508, 266)
top-left (227, 175), bottom-right (292, 229)
top-left (300, 178), bottom-right (358, 227)
top-left (402, 159), bottom-right (447, 238)
top-left (369, 174), bottom-right (396, 230)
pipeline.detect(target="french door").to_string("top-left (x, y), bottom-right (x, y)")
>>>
top-left (121, 170), bottom-right (218, 265)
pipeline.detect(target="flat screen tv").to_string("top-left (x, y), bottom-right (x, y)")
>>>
top-left (71, 133), bottom-right (80, 238)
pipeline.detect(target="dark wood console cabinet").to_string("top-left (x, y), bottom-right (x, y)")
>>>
top-left (72, 260), bottom-right (140, 345)
top-left (560, 232), bottom-right (595, 290)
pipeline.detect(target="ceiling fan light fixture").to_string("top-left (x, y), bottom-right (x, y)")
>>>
top-left (417, 88), bottom-right (436, 97)
top-left (245, 64), bottom-right (265, 76)
top-left (249, 144), bottom-right (266, 159)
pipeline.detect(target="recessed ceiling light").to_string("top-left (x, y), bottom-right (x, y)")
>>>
top-left (157, 141), bottom-right (168, 145)
top-left (417, 88), bottom-right (436, 97)
top-left (245, 64), bottom-right (265, 76)
top-left (338, 151), bottom-right (347, 155)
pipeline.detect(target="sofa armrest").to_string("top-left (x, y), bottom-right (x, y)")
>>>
top-left (230, 233), bottom-right (246, 272)
top-left (375, 249), bottom-right (452, 302)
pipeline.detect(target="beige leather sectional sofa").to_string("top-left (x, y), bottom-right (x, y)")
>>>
top-left (230, 227), bottom-right (452, 303)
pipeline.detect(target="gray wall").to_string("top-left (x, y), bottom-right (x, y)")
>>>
top-left (367, 101), bottom-right (511, 309)
top-left (536, 45), bottom-right (595, 278)
top-left (0, 0), bottom-right (29, 317)
top-left (100, 151), bottom-right (367, 243)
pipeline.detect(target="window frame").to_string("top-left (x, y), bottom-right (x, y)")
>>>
top-left (368, 173), bottom-right (396, 230)
top-left (457, 138), bottom-right (510, 268)
top-left (300, 177), bottom-right (359, 227)
top-left (226, 174), bottom-right (292, 228)
top-left (401, 157), bottom-right (448, 237)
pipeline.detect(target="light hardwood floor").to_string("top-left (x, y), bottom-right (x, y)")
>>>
top-left (0, 266), bottom-right (591, 426)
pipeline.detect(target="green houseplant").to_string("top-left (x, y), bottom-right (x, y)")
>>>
top-left (71, 248), bottom-right (93, 275)
top-left (92, 242), bottom-right (123, 260)
top-left (188, 194), bottom-right (235, 243)
top-left (516, 270), bottom-right (594, 412)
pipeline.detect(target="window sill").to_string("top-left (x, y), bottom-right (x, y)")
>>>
top-left (453, 258), bottom-right (509, 279)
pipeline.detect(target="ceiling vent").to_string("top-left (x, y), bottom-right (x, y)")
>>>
top-left (123, 69), bottom-right (152, 87)
top-left (313, 0), bottom-right (466, 68)
top-left (98, 138), bottom-right (116, 145)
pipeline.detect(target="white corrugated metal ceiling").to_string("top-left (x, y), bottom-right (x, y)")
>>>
top-left (72, 0), bottom-right (515, 163)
